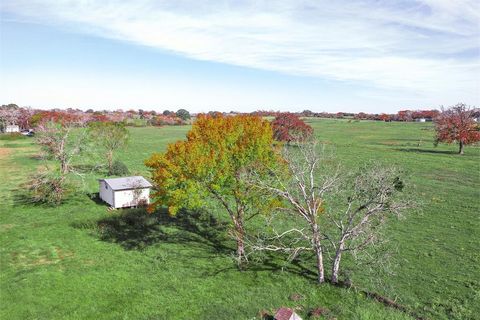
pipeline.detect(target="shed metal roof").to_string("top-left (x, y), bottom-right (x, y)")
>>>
top-left (100, 176), bottom-right (153, 191)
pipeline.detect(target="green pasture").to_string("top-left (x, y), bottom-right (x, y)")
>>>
top-left (1, 119), bottom-right (478, 319)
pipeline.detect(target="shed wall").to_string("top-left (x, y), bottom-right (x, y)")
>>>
top-left (99, 180), bottom-right (114, 206)
top-left (113, 188), bottom-right (150, 208)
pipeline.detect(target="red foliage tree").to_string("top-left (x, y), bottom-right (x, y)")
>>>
top-left (434, 103), bottom-right (480, 155)
top-left (30, 111), bottom-right (84, 127)
top-left (378, 113), bottom-right (392, 122)
top-left (272, 113), bottom-right (313, 143)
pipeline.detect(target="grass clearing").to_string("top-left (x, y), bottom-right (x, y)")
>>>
top-left (1, 119), bottom-right (479, 319)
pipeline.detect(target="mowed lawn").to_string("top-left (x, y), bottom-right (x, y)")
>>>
top-left (1, 119), bottom-right (479, 320)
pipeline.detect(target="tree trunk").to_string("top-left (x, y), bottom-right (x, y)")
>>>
top-left (312, 223), bottom-right (325, 284)
top-left (459, 141), bottom-right (465, 155)
top-left (60, 157), bottom-right (69, 174)
top-left (331, 241), bottom-right (345, 284)
top-left (107, 150), bottom-right (114, 174)
top-left (232, 213), bottom-right (247, 268)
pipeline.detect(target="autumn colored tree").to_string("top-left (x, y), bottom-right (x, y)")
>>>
top-left (271, 113), bottom-right (313, 144)
top-left (378, 113), bottom-right (392, 122)
top-left (88, 122), bottom-right (129, 174)
top-left (434, 103), bottom-right (480, 155)
top-left (145, 114), bottom-right (281, 265)
top-left (29, 111), bottom-right (84, 128)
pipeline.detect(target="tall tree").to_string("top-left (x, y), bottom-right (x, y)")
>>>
top-left (88, 122), bottom-right (129, 174)
top-left (434, 103), bottom-right (480, 155)
top-left (145, 114), bottom-right (280, 266)
top-left (248, 139), bottom-right (337, 283)
top-left (272, 113), bottom-right (313, 144)
top-left (176, 109), bottom-right (191, 121)
top-left (248, 139), bottom-right (410, 285)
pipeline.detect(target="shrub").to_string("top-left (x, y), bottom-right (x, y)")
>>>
top-left (22, 171), bottom-right (70, 205)
top-left (110, 160), bottom-right (130, 176)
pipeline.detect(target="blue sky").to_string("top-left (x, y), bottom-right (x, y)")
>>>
top-left (1, 1), bottom-right (479, 113)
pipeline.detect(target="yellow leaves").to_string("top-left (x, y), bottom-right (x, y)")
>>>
top-left (145, 113), bottom-right (281, 213)
top-left (168, 205), bottom-right (179, 216)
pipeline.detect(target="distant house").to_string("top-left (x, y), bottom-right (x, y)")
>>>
top-left (99, 176), bottom-right (153, 209)
top-left (274, 308), bottom-right (302, 320)
top-left (5, 125), bottom-right (20, 133)
top-left (416, 118), bottom-right (426, 123)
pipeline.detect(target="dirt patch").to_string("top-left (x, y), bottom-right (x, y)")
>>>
top-left (0, 224), bottom-right (15, 232)
top-left (10, 247), bottom-right (75, 268)
top-left (0, 148), bottom-right (12, 158)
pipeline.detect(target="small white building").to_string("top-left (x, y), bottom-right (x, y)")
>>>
top-left (5, 125), bottom-right (20, 133)
top-left (416, 118), bottom-right (426, 123)
top-left (99, 176), bottom-right (153, 209)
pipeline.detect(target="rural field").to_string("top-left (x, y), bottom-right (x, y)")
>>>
top-left (1, 119), bottom-right (479, 320)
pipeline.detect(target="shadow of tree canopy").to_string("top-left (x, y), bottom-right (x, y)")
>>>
top-left (70, 164), bottom-right (105, 174)
top-left (71, 204), bottom-right (327, 283)
top-left (86, 192), bottom-right (105, 205)
top-left (72, 207), bottom-right (232, 254)
top-left (395, 148), bottom-right (457, 155)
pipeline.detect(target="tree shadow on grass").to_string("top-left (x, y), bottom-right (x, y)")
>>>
top-left (72, 207), bottom-right (232, 254)
top-left (394, 147), bottom-right (457, 155)
top-left (86, 192), bottom-right (105, 205)
top-left (70, 164), bottom-right (105, 174)
top-left (202, 249), bottom-right (318, 283)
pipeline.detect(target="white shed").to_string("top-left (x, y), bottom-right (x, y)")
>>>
top-left (99, 176), bottom-right (153, 209)
top-left (5, 125), bottom-right (20, 133)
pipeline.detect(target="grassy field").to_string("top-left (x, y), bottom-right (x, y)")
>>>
top-left (1, 119), bottom-right (479, 319)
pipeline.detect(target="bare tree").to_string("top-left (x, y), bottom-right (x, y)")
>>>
top-left (36, 121), bottom-right (89, 174)
top-left (247, 139), bottom-right (339, 284)
top-left (247, 138), bottom-right (411, 285)
top-left (323, 164), bottom-right (411, 284)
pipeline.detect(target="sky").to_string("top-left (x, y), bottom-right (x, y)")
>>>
top-left (0, 0), bottom-right (479, 113)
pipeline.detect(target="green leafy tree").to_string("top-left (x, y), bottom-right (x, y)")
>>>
top-left (89, 122), bottom-right (129, 175)
top-left (146, 114), bottom-right (281, 265)
top-left (175, 109), bottom-right (191, 121)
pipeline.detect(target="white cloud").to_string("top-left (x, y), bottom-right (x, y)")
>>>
top-left (2, 0), bottom-right (480, 105)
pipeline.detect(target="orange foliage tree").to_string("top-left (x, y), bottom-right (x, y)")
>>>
top-left (145, 114), bottom-right (281, 265)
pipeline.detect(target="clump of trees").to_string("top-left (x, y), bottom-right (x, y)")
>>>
top-left (23, 117), bottom-right (90, 204)
top-left (272, 113), bottom-right (313, 144)
top-left (146, 114), bottom-right (281, 266)
top-left (434, 103), bottom-right (480, 155)
top-left (146, 114), bottom-right (412, 285)
top-left (24, 118), bottom-right (130, 204)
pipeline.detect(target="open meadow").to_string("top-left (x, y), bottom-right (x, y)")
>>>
top-left (1, 119), bottom-right (479, 320)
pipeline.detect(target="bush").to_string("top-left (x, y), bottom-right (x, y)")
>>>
top-left (22, 171), bottom-right (70, 205)
top-left (0, 133), bottom-right (27, 140)
top-left (110, 160), bottom-right (130, 176)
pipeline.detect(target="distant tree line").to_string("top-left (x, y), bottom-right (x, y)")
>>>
top-left (251, 109), bottom-right (456, 122)
top-left (0, 105), bottom-right (193, 131)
